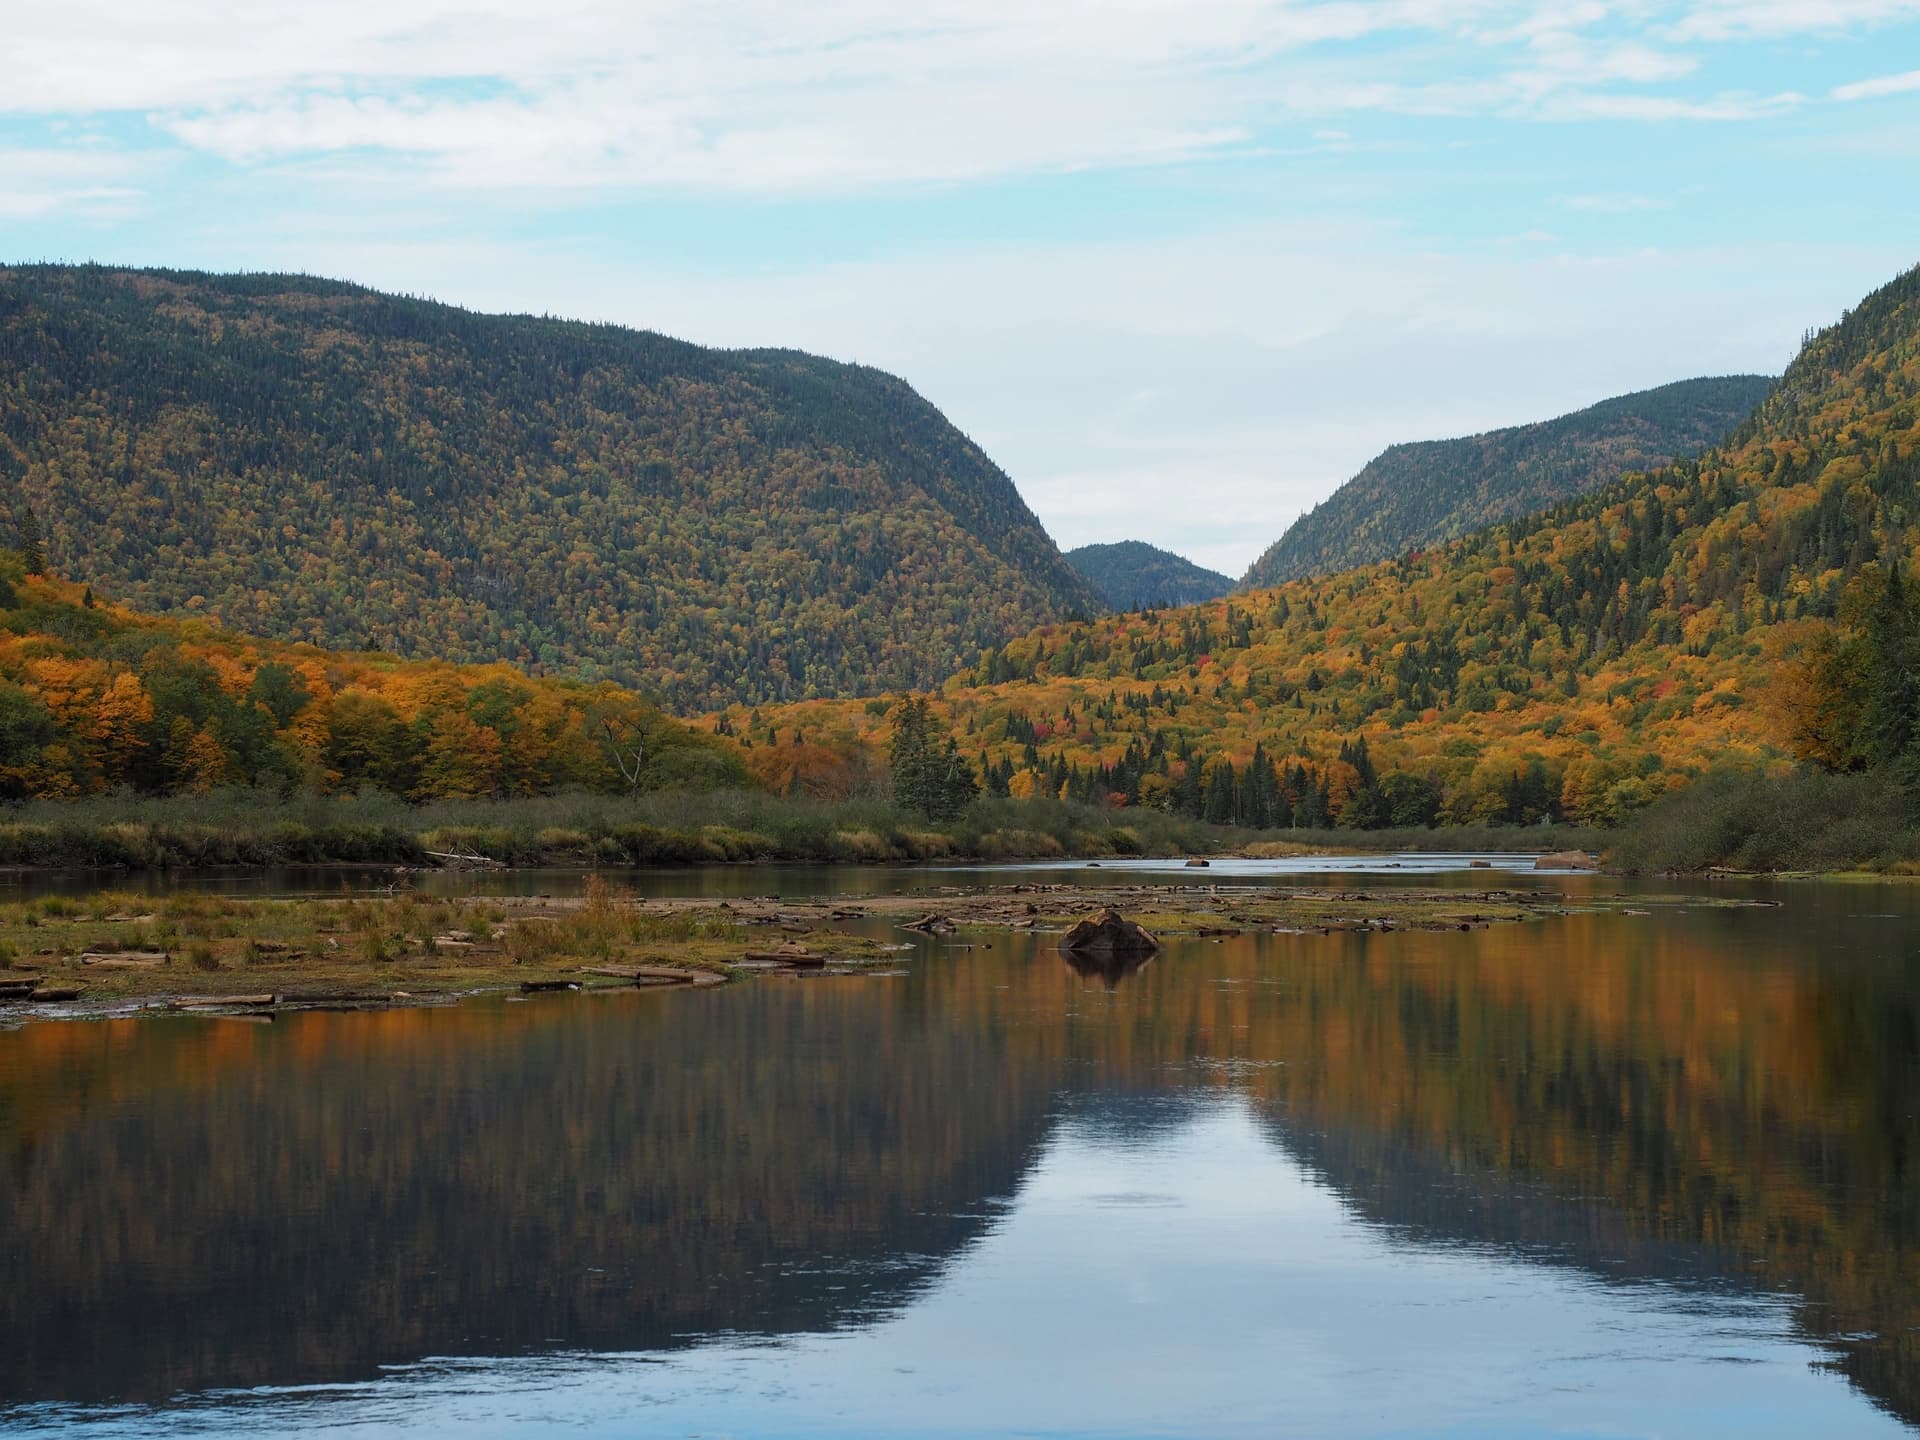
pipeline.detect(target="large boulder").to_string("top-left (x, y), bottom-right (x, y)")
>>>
top-left (1059, 908), bottom-right (1160, 956)
top-left (1534, 850), bottom-right (1599, 872)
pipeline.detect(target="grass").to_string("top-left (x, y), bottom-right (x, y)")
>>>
top-left (0, 788), bottom-right (1599, 873)
top-left (1610, 767), bottom-right (1920, 874)
top-left (0, 878), bottom-right (878, 1008)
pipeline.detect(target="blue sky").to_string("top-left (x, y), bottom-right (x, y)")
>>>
top-left (4, 1), bottom-right (1919, 574)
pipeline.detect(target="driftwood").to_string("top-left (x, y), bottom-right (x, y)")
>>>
top-left (1534, 850), bottom-right (1599, 872)
top-left (425, 849), bottom-right (507, 870)
top-left (80, 952), bottom-right (170, 969)
top-left (744, 946), bottom-right (826, 968)
top-left (901, 913), bottom-right (956, 934)
top-left (0, 978), bottom-right (39, 998)
top-left (170, 994), bottom-right (275, 1009)
top-left (582, 965), bottom-right (707, 985)
top-left (30, 987), bottom-right (82, 1002)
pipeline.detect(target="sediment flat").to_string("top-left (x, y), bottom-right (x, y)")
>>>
top-left (0, 881), bottom-right (1763, 1022)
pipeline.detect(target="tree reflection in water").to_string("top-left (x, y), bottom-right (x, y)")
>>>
top-left (1, 887), bottom-right (1916, 1428)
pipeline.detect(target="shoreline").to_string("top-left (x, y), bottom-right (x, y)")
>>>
top-left (0, 881), bottom-right (1641, 1026)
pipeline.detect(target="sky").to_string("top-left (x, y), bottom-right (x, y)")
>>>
top-left (4, 2), bottom-right (1920, 576)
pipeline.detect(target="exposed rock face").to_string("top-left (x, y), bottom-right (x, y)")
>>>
top-left (1534, 850), bottom-right (1599, 871)
top-left (1058, 909), bottom-right (1160, 956)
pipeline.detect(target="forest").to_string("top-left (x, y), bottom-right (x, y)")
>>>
top-left (1243, 373), bottom-right (1775, 587)
top-left (735, 263), bottom-right (1920, 847)
top-left (1065, 541), bottom-right (1233, 611)
top-left (0, 264), bottom-right (1095, 710)
top-left (0, 563), bottom-right (743, 805)
top-left (3, 259), bottom-right (1919, 868)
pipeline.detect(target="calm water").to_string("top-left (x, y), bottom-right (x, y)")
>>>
top-left (3, 865), bottom-right (1918, 1437)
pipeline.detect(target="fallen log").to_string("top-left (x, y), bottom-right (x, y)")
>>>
top-left (901, 913), bottom-right (956, 934)
top-left (518, 979), bottom-right (581, 993)
top-left (170, 994), bottom-right (276, 1009)
top-left (745, 947), bottom-right (826, 968)
top-left (1534, 850), bottom-right (1599, 872)
top-left (424, 849), bottom-right (507, 870)
top-left (30, 986), bottom-right (82, 1002)
top-left (80, 953), bottom-right (171, 969)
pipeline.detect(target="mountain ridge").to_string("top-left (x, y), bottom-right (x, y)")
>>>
top-left (0, 264), bottom-right (1098, 711)
top-left (1242, 374), bottom-right (1775, 587)
top-left (1065, 541), bottom-right (1233, 610)
top-left (725, 261), bottom-right (1920, 828)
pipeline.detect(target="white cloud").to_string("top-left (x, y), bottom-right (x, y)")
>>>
top-left (0, 1), bottom-right (1888, 193)
top-left (1561, 191), bottom-right (1669, 211)
top-left (0, 147), bottom-right (148, 218)
top-left (1834, 67), bottom-right (1920, 100)
top-left (1669, 0), bottom-right (1920, 41)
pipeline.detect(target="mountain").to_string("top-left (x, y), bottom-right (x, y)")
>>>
top-left (1242, 374), bottom-right (1776, 588)
top-left (726, 262), bottom-right (1920, 828)
top-left (1065, 541), bottom-right (1233, 610)
top-left (0, 568), bottom-right (742, 801)
top-left (0, 265), bottom-right (1098, 711)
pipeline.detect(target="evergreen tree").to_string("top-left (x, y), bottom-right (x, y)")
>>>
top-left (17, 509), bottom-right (44, 576)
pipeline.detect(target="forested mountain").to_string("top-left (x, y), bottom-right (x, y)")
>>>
top-left (1065, 541), bottom-right (1232, 610)
top-left (0, 265), bottom-right (1097, 710)
top-left (0, 567), bottom-right (741, 801)
top-left (732, 262), bottom-right (1920, 829)
top-left (1243, 374), bottom-right (1774, 587)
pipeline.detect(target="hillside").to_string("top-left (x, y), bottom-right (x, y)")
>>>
top-left (1243, 374), bottom-right (1774, 587)
top-left (1065, 541), bottom-right (1233, 610)
top-left (0, 567), bottom-right (741, 802)
top-left (726, 263), bottom-right (1920, 829)
top-left (0, 265), bottom-right (1097, 711)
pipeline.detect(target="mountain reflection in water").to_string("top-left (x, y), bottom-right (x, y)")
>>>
top-left (3, 884), bottom-right (1918, 1436)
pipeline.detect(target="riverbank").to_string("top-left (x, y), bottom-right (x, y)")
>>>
top-left (1610, 769), bottom-right (1920, 875)
top-left (0, 789), bottom-right (1602, 872)
top-left (0, 880), bottom-right (1622, 1022)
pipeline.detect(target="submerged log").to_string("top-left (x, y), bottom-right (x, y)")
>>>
top-left (1534, 850), bottom-right (1599, 872)
top-left (1058, 908), bottom-right (1160, 957)
top-left (744, 946), bottom-right (826, 968)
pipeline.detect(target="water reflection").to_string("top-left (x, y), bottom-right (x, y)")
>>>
top-left (4, 889), bottom-right (1920, 1435)
top-left (1060, 948), bottom-right (1155, 989)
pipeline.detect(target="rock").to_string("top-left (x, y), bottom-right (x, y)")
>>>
top-left (1058, 908), bottom-right (1160, 956)
top-left (1469, 859), bottom-right (1492, 869)
top-left (1534, 850), bottom-right (1599, 872)
top-left (1184, 858), bottom-right (1211, 868)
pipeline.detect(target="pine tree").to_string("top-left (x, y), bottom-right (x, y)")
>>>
top-left (17, 509), bottom-right (44, 576)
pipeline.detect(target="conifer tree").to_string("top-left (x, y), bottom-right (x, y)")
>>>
top-left (17, 509), bottom-right (44, 576)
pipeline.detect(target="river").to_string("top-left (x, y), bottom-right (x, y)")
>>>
top-left (2, 858), bottom-right (1916, 1437)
